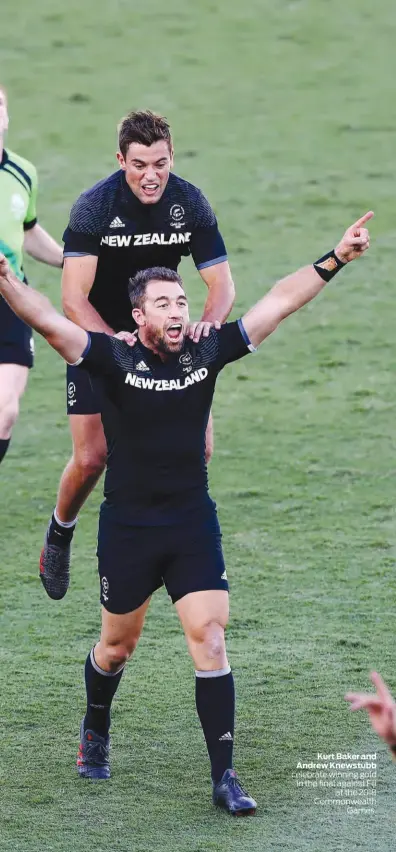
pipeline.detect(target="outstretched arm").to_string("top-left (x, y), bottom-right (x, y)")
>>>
top-left (242, 212), bottom-right (373, 348)
top-left (0, 254), bottom-right (88, 363)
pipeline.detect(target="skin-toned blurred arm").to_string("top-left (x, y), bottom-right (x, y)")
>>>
top-left (345, 672), bottom-right (396, 752)
top-left (62, 255), bottom-right (114, 334)
top-left (23, 223), bottom-right (63, 267)
top-left (0, 253), bottom-right (88, 364)
top-left (242, 213), bottom-right (373, 349)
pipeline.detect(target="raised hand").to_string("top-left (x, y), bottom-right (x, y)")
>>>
top-left (188, 319), bottom-right (221, 343)
top-left (345, 671), bottom-right (396, 748)
top-left (113, 330), bottom-right (138, 347)
top-left (335, 211), bottom-right (373, 263)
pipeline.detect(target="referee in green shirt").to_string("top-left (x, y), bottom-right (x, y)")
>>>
top-left (0, 85), bottom-right (63, 465)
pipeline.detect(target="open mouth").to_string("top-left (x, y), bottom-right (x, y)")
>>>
top-left (141, 183), bottom-right (159, 197)
top-left (166, 323), bottom-right (183, 342)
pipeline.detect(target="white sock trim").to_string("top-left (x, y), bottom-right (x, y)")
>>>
top-left (54, 508), bottom-right (78, 529)
top-left (90, 648), bottom-right (125, 677)
top-left (195, 666), bottom-right (231, 679)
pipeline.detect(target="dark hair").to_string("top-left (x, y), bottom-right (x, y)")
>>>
top-left (128, 267), bottom-right (184, 310)
top-left (118, 110), bottom-right (172, 158)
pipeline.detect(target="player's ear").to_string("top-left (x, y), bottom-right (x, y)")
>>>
top-left (132, 307), bottom-right (145, 327)
top-left (117, 151), bottom-right (126, 170)
top-left (169, 145), bottom-right (174, 169)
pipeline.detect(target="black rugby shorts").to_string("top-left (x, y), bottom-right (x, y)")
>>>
top-left (96, 503), bottom-right (229, 614)
top-left (0, 294), bottom-right (34, 368)
top-left (66, 363), bottom-right (102, 415)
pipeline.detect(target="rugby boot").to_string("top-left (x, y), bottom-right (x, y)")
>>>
top-left (39, 516), bottom-right (73, 600)
top-left (213, 769), bottom-right (257, 816)
top-left (77, 720), bottom-right (111, 779)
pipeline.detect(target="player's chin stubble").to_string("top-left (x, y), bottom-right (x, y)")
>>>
top-left (147, 328), bottom-right (185, 356)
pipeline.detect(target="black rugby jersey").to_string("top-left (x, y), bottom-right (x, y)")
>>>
top-left (63, 171), bottom-right (227, 333)
top-left (76, 320), bottom-right (253, 524)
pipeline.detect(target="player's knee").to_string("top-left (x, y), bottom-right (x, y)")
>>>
top-left (0, 395), bottom-right (20, 436)
top-left (74, 448), bottom-right (107, 481)
top-left (191, 620), bottom-right (226, 663)
top-left (103, 642), bottom-right (134, 670)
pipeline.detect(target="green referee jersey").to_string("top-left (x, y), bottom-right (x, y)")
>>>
top-left (0, 148), bottom-right (38, 281)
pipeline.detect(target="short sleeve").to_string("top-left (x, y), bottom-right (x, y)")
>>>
top-left (63, 193), bottom-right (102, 257)
top-left (213, 320), bottom-right (255, 372)
top-left (24, 164), bottom-right (38, 230)
top-left (189, 188), bottom-right (227, 270)
top-left (74, 332), bottom-right (120, 375)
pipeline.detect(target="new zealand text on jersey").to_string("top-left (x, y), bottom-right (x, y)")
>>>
top-left (125, 367), bottom-right (208, 391)
top-left (100, 232), bottom-right (192, 248)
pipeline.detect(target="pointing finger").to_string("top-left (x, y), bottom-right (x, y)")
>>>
top-left (371, 671), bottom-right (394, 703)
top-left (351, 211), bottom-right (374, 230)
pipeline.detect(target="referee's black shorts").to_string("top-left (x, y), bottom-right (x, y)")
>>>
top-left (0, 293), bottom-right (34, 368)
top-left (97, 502), bottom-right (229, 614)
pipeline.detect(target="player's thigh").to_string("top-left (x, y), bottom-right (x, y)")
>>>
top-left (176, 589), bottom-right (229, 637)
top-left (97, 505), bottom-right (165, 615)
top-left (176, 590), bottom-right (229, 669)
top-left (69, 413), bottom-right (107, 469)
top-left (164, 508), bottom-right (228, 608)
top-left (0, 363), bottom-right (29, 404)
top-left (66, 363), bottom-right (101, 416)
top-left (100, 597), bottom-right (151, 653)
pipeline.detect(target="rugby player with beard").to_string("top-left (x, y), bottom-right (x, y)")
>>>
top-left (0, 210), bottom-right (371, 813)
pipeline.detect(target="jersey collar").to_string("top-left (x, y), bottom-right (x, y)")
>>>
top-left (0, 149), bottom-right (8, 168)
top-left (136, 336), bottom-right (184, 369)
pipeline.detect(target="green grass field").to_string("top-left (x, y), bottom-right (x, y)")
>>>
top-left (1, 0), bottom-right (396, 849)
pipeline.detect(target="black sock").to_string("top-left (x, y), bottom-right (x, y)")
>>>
top-left (0, 438), bottom-right (10, 464)
top-left (195, 668), bottom-right (235, 784)
top-left (47, 511), bottom-right (76, 548)
top-left (84, 648), bottom-right (124, 738)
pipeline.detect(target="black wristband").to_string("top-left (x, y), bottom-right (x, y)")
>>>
top-left (313, 250), bottom-right (345, 282)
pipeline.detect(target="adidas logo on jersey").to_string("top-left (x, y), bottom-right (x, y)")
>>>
top-left (136, 360), bottom-right (150, 372)
top-left (109, 216), bottom-right (125, 228)
top-left (219, 731), bottom-right (233, 742)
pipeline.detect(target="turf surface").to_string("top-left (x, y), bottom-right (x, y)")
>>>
top-left (1, 0), bottom-right (396, 849)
